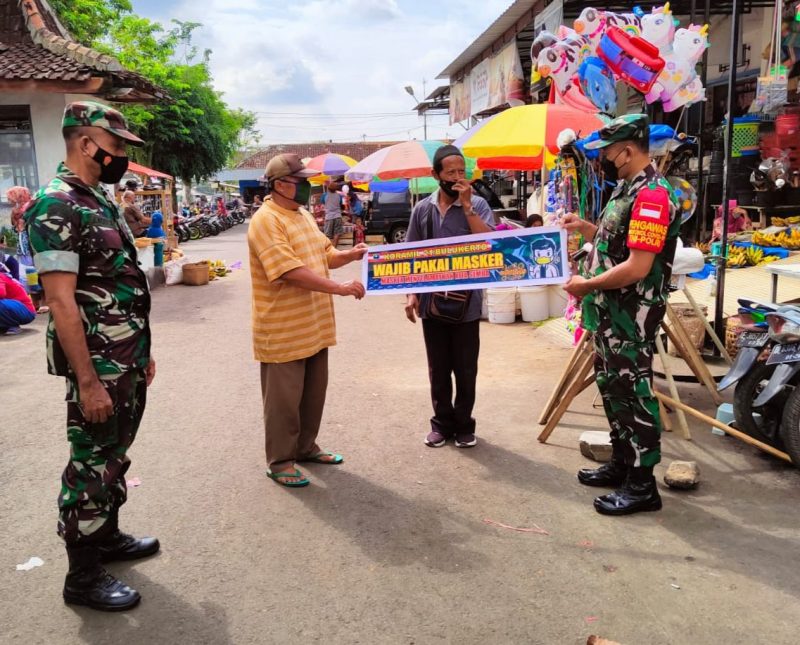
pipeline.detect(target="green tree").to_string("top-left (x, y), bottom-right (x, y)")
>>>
top-left (48, 0), bottom-right (131, 46)
top-left (49, 4), bottom-right (259, 193)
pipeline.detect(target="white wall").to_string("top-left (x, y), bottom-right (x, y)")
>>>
top-left (702, 7), bottom-right (774, 83)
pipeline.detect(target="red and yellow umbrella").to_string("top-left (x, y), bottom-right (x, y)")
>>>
top-left (461, 104), bottom-right (606, 171)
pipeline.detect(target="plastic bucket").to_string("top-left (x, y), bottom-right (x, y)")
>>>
top-left (487, 287), bottom-right (516, 324)
top-left (548, 285), bottom-right (568, 318)
top-left (518, 286), bottom-right (549, 322)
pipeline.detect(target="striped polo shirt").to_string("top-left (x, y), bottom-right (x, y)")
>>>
top-left (248, 198), bottom-right (336, 363)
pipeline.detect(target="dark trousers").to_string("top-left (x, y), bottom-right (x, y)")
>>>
top-left (59, 370), bottom-right (147, 545)
top-left (421, 318), bottom-right (480, 436)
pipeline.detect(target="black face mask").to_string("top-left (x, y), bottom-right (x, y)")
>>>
top-left (439, 180), bottom-right (459, 199)
top-left (600, 149), bottom-right (627, 183)
top-left (89, 139), bottom-right (129, 184)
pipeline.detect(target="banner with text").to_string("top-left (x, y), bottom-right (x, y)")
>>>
top-left (363, 227), bottom-right (569, 296)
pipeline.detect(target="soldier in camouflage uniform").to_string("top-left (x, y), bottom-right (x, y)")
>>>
top-left (25, 101), bottom-right (158, 611)
top-left (563, 114), bottom-right (680, 516)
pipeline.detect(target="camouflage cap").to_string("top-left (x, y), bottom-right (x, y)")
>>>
top-left (584, 113), bottom-right (649, 150)
top-left (62, 100), bottom-right (145, 147)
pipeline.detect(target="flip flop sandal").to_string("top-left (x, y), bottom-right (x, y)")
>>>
top-left (266, 468), bottom-right (310, 487)
top-left (298, 452), bottom-right (344, 465)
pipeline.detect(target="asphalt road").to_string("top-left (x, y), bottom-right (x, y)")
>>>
top-left (2, 223), bottom-right (800, 645)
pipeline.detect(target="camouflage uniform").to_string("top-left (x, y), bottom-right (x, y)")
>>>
top-left (25, 102), bottom-right (150, 545)
top-left (582, 162), bottom-right (679, 468)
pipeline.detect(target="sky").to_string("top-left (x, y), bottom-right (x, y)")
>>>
top-left (130, 0), bottom-right (512, 145)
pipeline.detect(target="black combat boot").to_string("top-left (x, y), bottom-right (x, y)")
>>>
top-left (98, 511), bottom-right (160, 563)
top-left (593, 467), bottom-right (663, 516)
top-left (63, 544), bottom-right (141, 611)
top-left (577, 440), bottom-right (628, 487)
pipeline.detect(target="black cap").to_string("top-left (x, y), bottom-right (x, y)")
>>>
top-left (432, 144), bottom-right (464, 170)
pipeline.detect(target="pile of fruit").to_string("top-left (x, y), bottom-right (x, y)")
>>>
top-left (725, 245), bottom-right (780, 268)
top-left (751, 229), bottom-right (800, 249)
top-left (771, 216), bottom-right (800, 227)
top-left (206, 259), bottom-right (231, 281)
top-left (163, 247), bottom-right (185, 262)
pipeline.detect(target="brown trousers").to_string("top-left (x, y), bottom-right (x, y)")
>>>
top-left (260, 349), bottom-right (328, 469)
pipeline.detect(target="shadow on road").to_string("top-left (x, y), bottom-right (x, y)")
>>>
top-left (296, 469), bottom-right (486, 572)
top-left (70, 569), bottom-right (233, 645)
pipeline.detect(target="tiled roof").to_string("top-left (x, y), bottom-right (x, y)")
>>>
top-left (237, 142), bottom-right (405, 170)
top-left (0, 0), bottom-right (165, 100)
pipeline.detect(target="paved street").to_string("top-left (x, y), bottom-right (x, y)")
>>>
top-left (2, 223), bottom-right (800, 645)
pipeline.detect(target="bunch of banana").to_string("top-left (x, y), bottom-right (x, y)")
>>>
top-left (752, 230), bottom-right (777, 247)
top-left (782, 228), bottom-right (800, 249)
top-left (726, 245), bottom-right (747, 268)
top-left (208, 259), bottom-right (231, 278)
top-left (694, 241), bottom-right (711, 254)
top-left (744, 246), bottom-right (764, 266)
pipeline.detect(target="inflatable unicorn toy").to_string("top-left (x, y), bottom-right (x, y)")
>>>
top-left (645, 23), bottom-right (709, 111)
top-left (640, 3), bottom-right (678, 56)
top-left (574, 7), bottom-right (641, 50)
top-left (536, 35), bottom-right (596, 110)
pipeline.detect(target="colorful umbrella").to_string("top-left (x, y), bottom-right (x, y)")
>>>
top-left (461, 104), bottom-right (606, 171)
top-left (304, 153), bottom-right (358, 184)
top-left (346, 140), bottom-right (479, 182)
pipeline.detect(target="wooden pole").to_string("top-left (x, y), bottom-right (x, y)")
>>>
top-left (682, 287), bottom-right (731, 363)
top-left (655, 391), bottom-right (792, 464)
top-left (538, 349), bottom-right (595, 443)
top-left (538, 333), bottom-right (591, 425)
top-left (654, 334), bottom-right (691, 439)
top-left (665, 307), bottom-right (724, 406)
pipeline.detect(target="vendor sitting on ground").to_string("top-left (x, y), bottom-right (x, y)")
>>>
top-left (711, 203), bottom-right (752, 242)
top-left (0, 264), bottom-right (35, 335)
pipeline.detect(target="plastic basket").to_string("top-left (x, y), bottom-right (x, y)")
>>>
top-left (182, 261), bottom-right (209, 286)
top-left (730, 121), bottom-right (760, 157)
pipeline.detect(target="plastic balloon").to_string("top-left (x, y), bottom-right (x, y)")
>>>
top-left (645, 24), bottom-right (709, 111)
top-left (667, 176), bottom-right (697, 224)
top-left (597, 26), bottom-right (665, 93)
top-left (640, 3), bottom-right (677, 56)
top-left (578, 57), bottom-right (617, 113)
top-left (573, 7), bottom-right (641, 50)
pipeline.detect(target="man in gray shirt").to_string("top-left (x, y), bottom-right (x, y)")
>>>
top-left (404, 145), bottom-right (495, 448)
top-left (323, 182), bottom-right (344, 247)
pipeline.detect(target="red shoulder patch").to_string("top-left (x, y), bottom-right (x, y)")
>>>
top-left (628, 185), bottom-right (670, 253)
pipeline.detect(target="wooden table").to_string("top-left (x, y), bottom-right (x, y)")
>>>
top-left (766, 263), bottom-right (800, 302)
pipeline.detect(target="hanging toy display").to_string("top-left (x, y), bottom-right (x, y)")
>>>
top-left (666, 176), bottom-right (698, 224)
top-left (530, 5), bottom-right (707, 114)
top-left (578, 57), bottom-right (617, 113)
top-left (596, 26), bottom-right (665, 93)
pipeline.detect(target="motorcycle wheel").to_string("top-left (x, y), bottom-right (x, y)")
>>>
top-left (189, 226), bottom-right (201, 241)
top-left (733, 361), bottom-right (785, 447)
top-left (780, 386), bottom-right (800, 467)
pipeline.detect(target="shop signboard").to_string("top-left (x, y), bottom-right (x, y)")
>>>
top-left (489, 42), bottom-right (526, 108)
top-left (470, 58), bottom-right (491, 115)
top-left (449, 76), bottom-right (472, 124)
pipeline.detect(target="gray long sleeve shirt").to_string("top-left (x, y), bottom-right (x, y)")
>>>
top-left (405, 189), bottom-right (495, 322)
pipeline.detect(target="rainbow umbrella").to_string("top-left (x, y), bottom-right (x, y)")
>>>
top-left (305, 153), bottom-right (358, 184)
top-left (345, 140), bottom-right (479, 182)
top-left (461, 104), bottom-right (606, 171)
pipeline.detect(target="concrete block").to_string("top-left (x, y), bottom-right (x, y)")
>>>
top-left (664, 460), bottom-right (700, 490)
top-left (579, 431), bottom-right (613, 463)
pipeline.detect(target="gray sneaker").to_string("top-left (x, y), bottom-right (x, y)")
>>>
top-left (425, 430), bottom-right (447, 447)
top-left (455, 433), bottom-right (477, 448)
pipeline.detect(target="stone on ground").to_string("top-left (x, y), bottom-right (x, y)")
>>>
top-left (579, 430), bottom-right (613, 462)
top-left (664, 460), bottom-right (701, 489)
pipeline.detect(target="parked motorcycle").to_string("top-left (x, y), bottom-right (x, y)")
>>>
top-left (721, 300), bottom-right (800, 460)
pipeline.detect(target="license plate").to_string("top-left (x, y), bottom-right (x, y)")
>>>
top-left (738, 331), bottom-right (769, 349)
top-left (767, 342), bottom-right (800, 365)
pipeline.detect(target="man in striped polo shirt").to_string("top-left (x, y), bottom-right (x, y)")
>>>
top-left (248, 153), bottom-right (367, 487)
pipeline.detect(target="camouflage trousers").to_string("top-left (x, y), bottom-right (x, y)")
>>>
top-left (593, 335), bottom-right (662, 468)
top-left (58, 369), bottom-right (147, 544)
